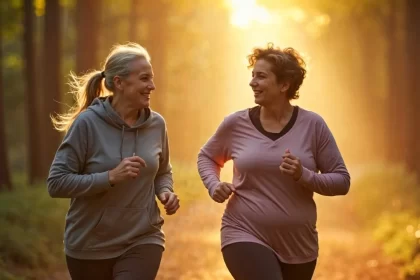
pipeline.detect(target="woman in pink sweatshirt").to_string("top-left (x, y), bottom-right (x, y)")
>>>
top-left (197, 43), bottom-right (350, 280)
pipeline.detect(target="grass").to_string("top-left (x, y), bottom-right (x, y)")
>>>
top-left (317, 163), bottom-right (420, 279)
top-left (0, 181), bottom-right (68, 279)
top-left (0, 162), bottom-right (208, 279)
top-left (3, 161), bottom-right (419, 279)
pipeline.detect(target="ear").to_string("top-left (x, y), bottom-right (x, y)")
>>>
top-left (280, 81), bottom-right (291, 93)
top-left (113, 76), bottom-right (124, 91)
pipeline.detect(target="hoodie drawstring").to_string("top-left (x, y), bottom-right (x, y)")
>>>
top-left (120, 126), bottom-right (125, 160)
top-left (134, 129), bottom-right (138, 156)
top-left (120, 125), bottom-right (139, 160)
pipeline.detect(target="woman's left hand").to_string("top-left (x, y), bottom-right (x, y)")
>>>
top-left (157, 192), bottom-right (180, 215)
top-left (279, 149), bottom-right (303, 181)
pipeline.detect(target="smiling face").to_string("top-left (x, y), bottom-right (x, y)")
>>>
top-left (249, 59), bottom-right (289, 106)
top-left (116, 57), bottom-right (155, 109)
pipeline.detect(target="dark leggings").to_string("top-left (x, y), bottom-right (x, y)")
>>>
top-left (222, 242), bottom-right (317, 280)
top-left (66, 244), bottom-right (163, 280)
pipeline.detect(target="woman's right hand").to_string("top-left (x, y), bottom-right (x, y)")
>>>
top-left (108, 156), bottom-right (147, 185)
top-left (211, 182), bottom-right (236, 203)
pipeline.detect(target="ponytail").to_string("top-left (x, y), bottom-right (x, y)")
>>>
top-left (52, 42), bottom-right (151, 132)
top-left (51, 70), bottom-right (107, 132)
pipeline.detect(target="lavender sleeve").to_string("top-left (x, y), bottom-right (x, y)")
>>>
top-left (297, 118), bottom-right (350, 196)
top-left (197, 118), bottom-right (232, 197)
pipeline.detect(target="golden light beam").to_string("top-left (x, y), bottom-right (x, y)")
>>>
top-left (228, 0), bottom-right (272, 28)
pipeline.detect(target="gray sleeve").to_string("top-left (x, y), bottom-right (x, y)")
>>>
top-left (47, 116), bottom-right (112, 198)
top-left (154, 124), bottom-right (174, 195)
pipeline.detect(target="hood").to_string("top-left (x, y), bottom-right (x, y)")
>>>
top-left (87, 96), bottom-right (153, 159)
top-left (88, 96), bottom-right (152, 130)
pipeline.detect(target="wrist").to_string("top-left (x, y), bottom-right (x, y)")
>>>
top-left (158, 187), bottom-right (173, 194)
top-left (293, 169), bottom-right (303, 181)
top-left (108, 170), bottom-right (116, 185)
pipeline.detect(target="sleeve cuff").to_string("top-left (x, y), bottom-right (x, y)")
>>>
top-left (156, 186), bottom-right (173, 195)
top-left (297, 167), bottom-right (313, 186)
top-left (208, 181), bottom-right (220, 198)
top-left (94, 171), bottom-right (114, 190)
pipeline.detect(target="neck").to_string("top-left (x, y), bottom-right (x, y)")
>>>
top-left (260, 98), bottom-right (293, 122)
top-left (111, 95), bottom-right (139, 124)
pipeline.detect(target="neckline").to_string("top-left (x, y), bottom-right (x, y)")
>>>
top-left (248, 105), bottom-right (299, 142)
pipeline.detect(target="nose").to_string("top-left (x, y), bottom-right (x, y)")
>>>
top-left (149, 80), bottom-right (156, 91)
top-left (249, 77), bottom-right (257, 87)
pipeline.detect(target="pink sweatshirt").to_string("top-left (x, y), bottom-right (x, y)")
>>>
top-left (197, 107), bottom-right (350, 264)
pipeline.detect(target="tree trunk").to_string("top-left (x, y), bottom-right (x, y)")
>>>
top-left (405, 0), bottom-right (420, 176)
top-left (385, 0), bottom-right (407, 164)
top-left (76, 0), bottom-right (101, 74)
top-left (129, 0), bottom-right (139, 41)
top-left (0, 18), bottom-right (12, 191)
top-left (357, 16), bottom-right (384, 162)
top-left (42, 0), bottom-right (62, 177)
top-left (24, 0), bottom-right (43, 184)
top-left (146, 0), bottom-right (168, 114)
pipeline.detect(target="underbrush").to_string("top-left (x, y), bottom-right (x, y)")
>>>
top-left (0, 162), bottom-right (207, 279)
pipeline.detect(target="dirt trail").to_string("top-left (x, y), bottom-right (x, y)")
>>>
top-left (157, 202), bottom-right (400, 280)
top-left (46, 201), bottom-right (400, 280)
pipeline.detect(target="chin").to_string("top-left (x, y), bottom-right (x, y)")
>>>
top-left (254, 97), bottom-right (264, 106)
top-left (138, 101), bottom-right (150, 109)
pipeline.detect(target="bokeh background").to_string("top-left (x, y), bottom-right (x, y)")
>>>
top-left (1, 0), bottom-right (419, 279)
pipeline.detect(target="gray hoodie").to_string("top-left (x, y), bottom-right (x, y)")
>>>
top-left (47, 96), bottom-right (173, 259)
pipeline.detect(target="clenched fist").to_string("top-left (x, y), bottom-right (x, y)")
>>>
top-left (108, 156), bottom-right (147, 185)
top-left (211, 182), bottom-right (236, 203)
top-left (158, 192), bottom-right (180, 215)
top-left (279, 149), bottom-right (302, 181)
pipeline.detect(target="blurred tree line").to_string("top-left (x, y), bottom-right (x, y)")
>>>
top-left (0, 0), bottom-right (419, 191)
top-left (0, 0), bottom-right (232, 190)
top-left (262, 0), bottom-right (420, 170)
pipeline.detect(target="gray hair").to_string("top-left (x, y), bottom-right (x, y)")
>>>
top-left (103, 43), bottom-right (151, 91)
top-left (51, 42), bottom-right (151, 132)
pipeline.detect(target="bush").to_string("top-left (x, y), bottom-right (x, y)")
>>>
top-left (0, 181), bottom-right (68, 272)
top-left (317, 163), bottom-right (420, 230)
top-left (347, 164), bottom-right (420, 225)
top-left (317, 163), bottom-right (420, 279)
top-left (374, 212), bottom-right (420, 279)
top-left (346, 164), bottom-right (420, 279)
top-left (0, 163), bottom-right (207, 278)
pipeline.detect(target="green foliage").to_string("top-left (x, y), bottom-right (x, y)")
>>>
top-left (348, 164), bottom-right (420, 227)
top-left (318, 164), bottom-right (420, 279)
top-left (0, 0), bottom-right (23, 40)
top-left (0, 269), bottom-right (24, 280)
top-left (336, 164), bottom-right (420, 279)
top-left (374, 212), bottom-right (420, 279)
top-left (0, 163), bottom-right (207, 277)
top-left (0, 180), bottom-right (68, 271)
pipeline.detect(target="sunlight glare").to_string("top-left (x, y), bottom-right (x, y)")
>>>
top-left (228, 0), bottom-right (272, 28)
top-left (288, 8), bottom-right (307, 23)
top-left (314, 14), bottom-right (331, 26)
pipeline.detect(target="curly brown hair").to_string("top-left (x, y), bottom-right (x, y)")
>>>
top-left (247, 43), bottom-right (307, 100)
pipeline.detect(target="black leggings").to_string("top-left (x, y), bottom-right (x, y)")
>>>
top-left (222, 242), bottom-right (317, 280)
top-left (66, 244), bottom-right (163, 280)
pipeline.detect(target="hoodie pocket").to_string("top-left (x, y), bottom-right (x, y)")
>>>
top-left (87, 207), bottom-right (157, 250)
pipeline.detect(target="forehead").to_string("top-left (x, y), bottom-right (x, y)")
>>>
top-left (129, 57), bottom-right (152, 74)
top-left (252, 59), bottom-right (273, 74)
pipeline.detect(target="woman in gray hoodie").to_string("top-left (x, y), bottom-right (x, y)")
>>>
top-left (47, 43), bottom-right (180, 280)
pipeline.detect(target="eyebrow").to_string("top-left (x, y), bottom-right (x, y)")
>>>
top-left (139, 72), bottom-right (153, 77)
top-left (252, 71), bottom-right (267, 75)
